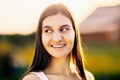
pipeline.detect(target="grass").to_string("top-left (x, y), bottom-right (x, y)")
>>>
top-left (0, 40), bottom-right (120, 80)
top-left (83, 42), bottom-right (120, 80)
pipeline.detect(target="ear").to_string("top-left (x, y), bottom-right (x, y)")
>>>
top-left (85, 70), bottom-right (95, 80)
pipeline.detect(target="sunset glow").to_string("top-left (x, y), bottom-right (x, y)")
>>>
top-left (0, 0), bottom-right (119, 35)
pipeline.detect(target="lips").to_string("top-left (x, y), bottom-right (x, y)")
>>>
top-left (51, 44), bottom-right (66, 48)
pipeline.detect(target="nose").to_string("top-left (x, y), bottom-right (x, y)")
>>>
top-left (52, 31), bottom-right (62, 42)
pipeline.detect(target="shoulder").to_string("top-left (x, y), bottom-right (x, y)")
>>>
top-left (85, 70), bottom-right (95, 80)
top-left (22, 73), bottom-right (40, 80)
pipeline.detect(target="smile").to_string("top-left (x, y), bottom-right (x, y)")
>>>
top-left (51, 44), bottom-right (66, 48)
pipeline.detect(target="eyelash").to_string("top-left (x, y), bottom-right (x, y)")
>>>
top-left (60, 28), bottom-right (69, 32)
top-left (44, 28), bottom-right (69, 33)
top-left (44, 29), bottom-right (53, 33)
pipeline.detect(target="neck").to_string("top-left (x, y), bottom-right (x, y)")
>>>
top-left (44, 56), bottom-right (71, 75)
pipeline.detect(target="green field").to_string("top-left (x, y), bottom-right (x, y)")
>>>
top-left (0, 34), bottom-right (120, 80)
top-left (83, 43), bottom-right (120, 80)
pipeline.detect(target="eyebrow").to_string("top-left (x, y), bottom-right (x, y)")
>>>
top-left (60, 24), bottom-right (70, 28)
top-left (42, 24), bottom-right (70, 29)
top-left (42, 26), bottom-right (52, 29)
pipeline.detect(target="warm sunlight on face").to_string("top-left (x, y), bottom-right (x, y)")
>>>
top-left (0, 0), bottom-right (119, 35)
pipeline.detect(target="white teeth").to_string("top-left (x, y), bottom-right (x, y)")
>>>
top-left (51, 44), bottom-right (65, 48)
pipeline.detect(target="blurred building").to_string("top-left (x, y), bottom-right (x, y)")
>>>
top-left (80, 5), bottom-right (120, 43)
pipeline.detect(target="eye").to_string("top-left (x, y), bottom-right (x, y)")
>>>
top-left (60, 28), bottom-right (69, 32)
top-left (44, 29), bottom-right (53, 33)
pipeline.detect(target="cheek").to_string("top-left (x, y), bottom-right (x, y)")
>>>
top-left (42, 34), bottom-right (51, 47)
top-left (71, 34), bottom-right (75, 46)
top-left (65, 32), bottom-right (75, 46)
top-left (68, 31), bottom-right (75, 41)
top-left (42, 34), bottom-right (49, 47)
top-left (70, 32), bottom-right (75, 47)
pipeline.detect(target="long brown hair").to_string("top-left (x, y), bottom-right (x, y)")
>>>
top-left (22, 3), bottom-right (87, 80)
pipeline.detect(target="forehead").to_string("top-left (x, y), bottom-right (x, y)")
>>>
top-left (42, 13), bottom-right (72, 28)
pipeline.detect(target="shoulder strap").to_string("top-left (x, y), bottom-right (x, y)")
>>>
top-left (85, 70), bottom-right (95, 80)
top-left (31, 71), bottom-right (48, 80)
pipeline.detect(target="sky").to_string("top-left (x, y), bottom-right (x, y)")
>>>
top-left (0, 0), bottom-right (120, 35)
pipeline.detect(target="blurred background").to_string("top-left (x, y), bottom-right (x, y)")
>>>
top-left (0, 0), bottom-right (120, 80)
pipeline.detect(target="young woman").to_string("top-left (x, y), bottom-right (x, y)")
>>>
top-left (21, 3), bottom-right (94, 80)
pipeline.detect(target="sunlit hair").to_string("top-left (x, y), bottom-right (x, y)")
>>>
top-left (24, 3), bottom-right (87, 80)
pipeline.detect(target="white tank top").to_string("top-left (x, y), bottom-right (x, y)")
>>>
top-left (31, 71), bottom-right (48, 80)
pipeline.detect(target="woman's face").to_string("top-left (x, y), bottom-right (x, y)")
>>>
top-left (42, 13), bottom-right (75, 58)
